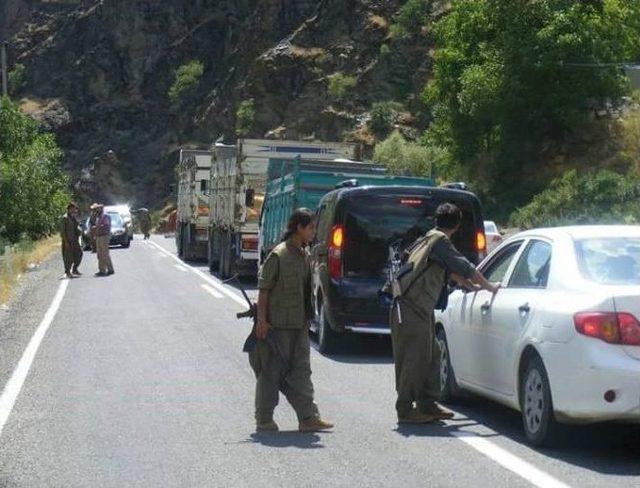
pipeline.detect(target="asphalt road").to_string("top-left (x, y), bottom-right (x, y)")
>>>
top-left (0, 235), bottom-right (638, 487)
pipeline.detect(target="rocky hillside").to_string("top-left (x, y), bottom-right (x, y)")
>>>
top-left (2, 0), bottom-right (434, 207)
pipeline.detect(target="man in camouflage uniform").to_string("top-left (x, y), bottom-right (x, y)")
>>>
top-left (251, 208), bottom-right (333, 433)
top-left (391, 203), bottom-right (500, 424)
top-left (60, 202), bottom-right (83, 278)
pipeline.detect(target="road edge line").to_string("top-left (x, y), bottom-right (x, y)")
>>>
top-left (452, 432), bottom-right (571, 488)
top-left (0, 279), bottom-right (69, 437)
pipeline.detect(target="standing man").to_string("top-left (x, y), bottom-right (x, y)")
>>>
top-left (138, 208), bottom-right (152, 240)
top-left (92, 204), bottom-right (114, 276)
top-left (251, 208), bottom-right (333, 433)
top-left (390, 203), bottom-right (500, 424)
top-left (88, 204), bottom-right (99, 253)
top-left (60, 202), bottom-right (83, 278)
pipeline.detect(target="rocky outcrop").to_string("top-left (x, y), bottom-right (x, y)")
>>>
top-left (4, 0), bottom-right (432, 207)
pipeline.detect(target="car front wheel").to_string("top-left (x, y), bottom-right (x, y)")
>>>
top-left (520, 355), bottom-right (558, 447)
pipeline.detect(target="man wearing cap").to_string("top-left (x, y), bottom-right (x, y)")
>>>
top-left (92, 204), bottom-right (114, 276)
top-left (60, 202), bottom-right (83, 279)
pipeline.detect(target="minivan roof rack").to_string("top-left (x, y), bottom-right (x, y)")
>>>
top-left (335, 179), bottom-right (359, 189)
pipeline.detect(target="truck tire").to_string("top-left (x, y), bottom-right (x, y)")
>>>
top-left (177, 224), bottom-right (183, 258)
top-left (219, 231), bottom-right (230, 279)
top-left (317, 302), bottom-right (340, 354)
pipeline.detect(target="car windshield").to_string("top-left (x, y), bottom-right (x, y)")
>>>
top-left (576, 237), bottom-right (640, 285)
top-left (108, 213), bottom-right (124, 227)
top-left (342, 193), bottom-right (479, 279)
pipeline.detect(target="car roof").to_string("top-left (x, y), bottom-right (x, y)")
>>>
top-left (513, 225), bottom-right (640, 241)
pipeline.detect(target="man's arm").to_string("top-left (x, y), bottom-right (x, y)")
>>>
top-left (432, 238), bottom-right (499, 294)
top-left (256, 289), bottom-right (270, 340)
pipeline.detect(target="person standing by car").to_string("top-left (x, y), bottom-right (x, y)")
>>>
top-left (60, 202), bottom-right (83, 278)
top-left (251, 208), bottom-right (334, 433)
top-left (391, 203), bottom-right (500, 424)
top-left (92, 204), bottom-right (114, 276)
top-left (88, 204), bottom-right (100, 253)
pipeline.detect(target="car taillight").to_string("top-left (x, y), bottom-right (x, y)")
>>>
top-left (328, 225), bottom-right (344, 279)
top-left (476, 230), bottom-right (487, 259)
top-left (574, 312), bottom-right (640, 345)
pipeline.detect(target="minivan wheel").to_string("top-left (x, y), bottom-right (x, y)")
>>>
top-left (318, 302), bottom-right (340, 354)
top-left (520, 355), bottom-right (558, 447)
top-left (436, 328), bottom-right (460, 403)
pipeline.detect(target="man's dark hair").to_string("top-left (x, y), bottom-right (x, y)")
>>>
top-left (435, 203), bottom-right (462, 230)
top-left (67, 202), bottom-right (77, 211)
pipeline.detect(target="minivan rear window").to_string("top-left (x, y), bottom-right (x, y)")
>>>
top-left (342, 193), bottom-right (480, 279)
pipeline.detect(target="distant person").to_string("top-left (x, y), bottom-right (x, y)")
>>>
top-left (60, 202), bottom-right (83, 278)
top-left (252, 208), bottom-right (333, 433)
top-left (138, 209), bottom-right (152, 240)
top-left (390, 203), bottom-right (500, 424)
top-left (88, 204), bottom-right (99, 253)
top-left (92, 204), bottom-right (114, 276)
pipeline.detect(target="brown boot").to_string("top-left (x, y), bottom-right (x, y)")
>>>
top-left (299, 417), bottom-right (334, 432)
top-left (398, 408), bottom-right (436, 424)
top-left (421, 401), bottom-right (455, 420)
top-left (256, 420), bottom-right (279, 432)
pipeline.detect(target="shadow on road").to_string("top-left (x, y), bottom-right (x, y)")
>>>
top-left (447, 395), bottom-right (640, 477)
top-left (247, 431), bottom-right (326, 449)
top-left (395, 419), bottom-right (500, 439)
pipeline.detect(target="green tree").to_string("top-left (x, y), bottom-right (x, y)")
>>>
top-left (390, 0), bottom-right (433, 37)
top-left (168, 60), bottom-right (204, 107)
top-left (236, 99), bottom-right (256, 137)
top-left (425, 0), bottom-right (640, 214)
top-left (368, 101), bottom-right (403, 138)
top-left (510, 169), bottom-right (640, 229)
top-left (327, 73), bottom-right (357, 101)
top-left (8, 64), bottom-right (26, 95)
top-left (374, 130), bottom-right (448, 178)
top-left (0, 97), bottom-right (70, 242)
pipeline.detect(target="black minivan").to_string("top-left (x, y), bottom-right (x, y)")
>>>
top-left (310, 185), bottom-right (486, 353)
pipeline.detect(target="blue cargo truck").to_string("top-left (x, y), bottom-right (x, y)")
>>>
top-left (259, 157), bottom-right (433, 262)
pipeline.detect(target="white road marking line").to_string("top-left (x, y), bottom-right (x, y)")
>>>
top-left (452, 432), bottom-right (571, 488)
top-left (0, 279), bottom-right (69, 437)
top-left (201, 284), bottom-right (224, 299)
top-left (147, 240), bottom-right (247, 307)
top-left (174, 264), bottom-right (188, 272)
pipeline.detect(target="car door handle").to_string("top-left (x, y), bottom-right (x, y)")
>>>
top-left (519, 303), bottom-right (530, 314)
top-left (481, 302), bottom-right (491, 312)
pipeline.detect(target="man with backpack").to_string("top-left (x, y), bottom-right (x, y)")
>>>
top-left (390, 203), bottom-right (500, 424)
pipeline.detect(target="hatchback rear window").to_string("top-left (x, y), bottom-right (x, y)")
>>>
top-left (576, 238), bottom-right (640, 285)
top-left (342, 193), bottom-right (480, 278)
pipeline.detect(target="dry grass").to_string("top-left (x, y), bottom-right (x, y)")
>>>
top-left (0, 237), bottom-right (60, 306)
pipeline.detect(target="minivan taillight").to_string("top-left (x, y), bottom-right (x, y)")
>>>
top-left (574, 312), bottom-right (640, 346)
top-left (328, 225), bottom-right (344, 279)
top-left (476, 230), bottom-right (487, 259)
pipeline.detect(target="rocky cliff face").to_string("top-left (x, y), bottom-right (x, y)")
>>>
top-left (2, 0), bottom-right (431, 207)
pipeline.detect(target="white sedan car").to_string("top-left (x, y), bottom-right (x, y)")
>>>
top-left (435, 226), bottom-right (640, 446)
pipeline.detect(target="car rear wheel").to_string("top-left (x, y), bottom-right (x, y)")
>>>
top-left (317, 302), bottom-right (340, 354)
top-left (436, 328), bottom-right (461, 403)
top-left (520, 355), bottom-right (558, 447)
top-left (122, 237), bottom-right (130, 248)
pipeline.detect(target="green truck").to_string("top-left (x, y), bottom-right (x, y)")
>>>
top-left (258, 157), bottom-right (434, 262)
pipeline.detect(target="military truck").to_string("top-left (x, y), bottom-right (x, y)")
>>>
top-left (208, 139), bottom-right (357, 278)
top-left (176, 149), bottom-right (212, 260)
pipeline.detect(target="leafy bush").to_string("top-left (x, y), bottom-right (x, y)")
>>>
top-left (0, 97), bottom-right (70, 242)
top-left (236, 99), bottom-right (256, 137)
top-left (425, 0), bottom-right (640, 213)
top-left (368, 102), bottom-right (403, 138)
top-left (374, 130), bottom-right (448, 178)
top-left (327, 73), bottom-right (357, 101)
top-left (168, 60), bottom-right (204, 106)
top-left (390, 0), bottom-right (432, 37)
top-left (510, 169), bottom-right (640, 229)
top-left (8, 64), bottom-right (26, 95)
